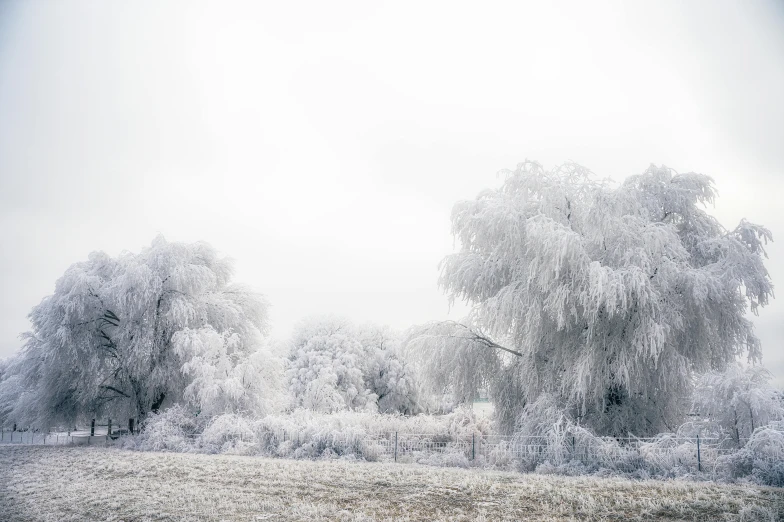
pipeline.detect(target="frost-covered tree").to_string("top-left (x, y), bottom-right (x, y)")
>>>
top-left (286, 317), bottom-right (421, 414)
top-left (286, 317), bottom-right (376, 413)
top-left (0, 356), bottom-right (24, 426)
top-left (409, 161), bottom-right (773, 436)
top-left (357, 323), bottom-right (422, 415)
top-left (172, 327), bottom-right (282, 418)
top-left (1, 236), bottom-right (278, 428)
top-left (692, 364), bottom-right (784, 447)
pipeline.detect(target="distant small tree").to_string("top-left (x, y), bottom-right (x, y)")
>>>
top-left (286, 317), bottom-right (374, 413)
top-left (407, 161), bottom-right (773, 436)
top-left (0, 236), bottom-right (278, 428)
top-left (692, 364), bottom-right (784, 447)
top-left (357, 323), bottom-right (421, 415)
top-left (286, 317), bottom-right (421, 414)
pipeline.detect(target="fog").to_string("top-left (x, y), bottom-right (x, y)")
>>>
top-left (1, 0), bottom-right (782, 385)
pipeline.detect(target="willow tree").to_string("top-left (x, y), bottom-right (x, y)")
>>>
top-left (409, 161), bottom-right (773, 437)
top-left (0, 236), bottom-right (277, 428)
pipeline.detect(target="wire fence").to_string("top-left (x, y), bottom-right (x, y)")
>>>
top-left (193, 427), bottom-right (745, 473)
top-left (1, 425), bottom-right (768, 475)
top-left (0, 422), bottom-right (120, 446)
top-left (299, 432), bottom-right (740, 472)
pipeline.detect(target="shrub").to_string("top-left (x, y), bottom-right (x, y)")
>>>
top-left (718, 421), bottom-right (784, 486)
top-left (134, 405), bottom-right (202, 452)
top-left (200, 414), bottom-right (257, 454)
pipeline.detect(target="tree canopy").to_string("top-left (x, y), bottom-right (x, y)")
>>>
top-left (407, 161), bottom-right (773, 436)
top-left (0, 236), bottom-right (279, 428)
top-left (286, 317), bottom-right (421, 414)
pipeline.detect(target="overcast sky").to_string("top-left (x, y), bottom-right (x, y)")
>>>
top-left (1, 0), bottom-right (783, 385)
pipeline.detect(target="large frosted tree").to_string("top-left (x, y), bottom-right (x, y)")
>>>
top-left (408, 161), bottom-right (773, 437)
top-left (0, 236), bottom-right (278, 428)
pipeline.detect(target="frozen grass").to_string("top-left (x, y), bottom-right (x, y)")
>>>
top-left (1, 445), bottom-right (782, 521)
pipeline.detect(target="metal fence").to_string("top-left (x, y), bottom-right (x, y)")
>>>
top-left (0, 426), bottom-right (115, 446)
top-left (347, 433), bottom-right (737, 472)
top-left (0, 426), bottom-right (762, 474)
top-left (214, 428), bottom-right (742, 473)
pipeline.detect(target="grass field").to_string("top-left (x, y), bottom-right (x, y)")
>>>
top-left (0, 445), bottom-right (782, 521)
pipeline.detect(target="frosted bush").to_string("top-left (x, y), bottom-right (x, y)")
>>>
top-left (446, 404), bottom-right (493, 439)
top-left (751, 459), bottom-right (784, 488)
top-left (135, 405), bottom-right (201, 452)
top-left (693, 365), bottom-right (784, 449)
top-left (221, 439), bottom-right (259, 456)
top-left (199, 413), bottom-right (257, 453)
top-left (319, 447), bottom-right (338, 460)
top-left (746, 422), bottom-right (784, 487)
top-left (359, 440), bottom-right (386, 462)
top-left (744, 421), bottom-right (784, 459)
top-left (718, 422), bottom-right (784, 486)
top-left (592, 439), bottom-right (644, 473)
top-left (486, 441), bottom-right (516, 470)
top-left (417, 449), bottom-right (470, 469)
top-left (638, 434), bottom-right (698, 476)
top-left (276, 439), bottom-right (296, 458)
top-left (292, 441), bottom-right (317, 459)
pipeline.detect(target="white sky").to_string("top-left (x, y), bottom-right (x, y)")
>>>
top-left (1, 0), bottom-right (783, 385)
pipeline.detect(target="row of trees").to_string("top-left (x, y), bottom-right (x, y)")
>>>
top-left (0, 161), bottom-right (781, 443)
top-left (0, 238), bottom-right (427, 428)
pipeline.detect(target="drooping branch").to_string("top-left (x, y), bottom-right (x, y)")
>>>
top-left (409, 320), bottom-right (523, 357)
top-left (99, 385), bottom-right (131, 398)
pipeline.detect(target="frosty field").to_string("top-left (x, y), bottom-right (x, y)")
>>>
top-left (1, 445), bottom-right (782, 521)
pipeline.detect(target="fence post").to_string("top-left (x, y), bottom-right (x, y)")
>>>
top-left (129, 418), bottom-right (135, 435)
top-left (394, 432), bottom-right (398, 462)
top-left (472, 433), bottom-right (475, 461)
top-left (108, 418), bottom-right (112, 438)
top-left (696, 434), bottom-right (701, 472)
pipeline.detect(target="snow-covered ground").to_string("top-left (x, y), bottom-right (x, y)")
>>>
top-left (1, 445), bottom-right (781, 521)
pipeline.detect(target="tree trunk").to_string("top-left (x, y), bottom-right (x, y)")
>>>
top-left (151, 393), bottom-right (166, 414)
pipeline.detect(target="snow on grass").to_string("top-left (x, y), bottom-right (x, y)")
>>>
top-left (1, 445), bottom-right (782, 521)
